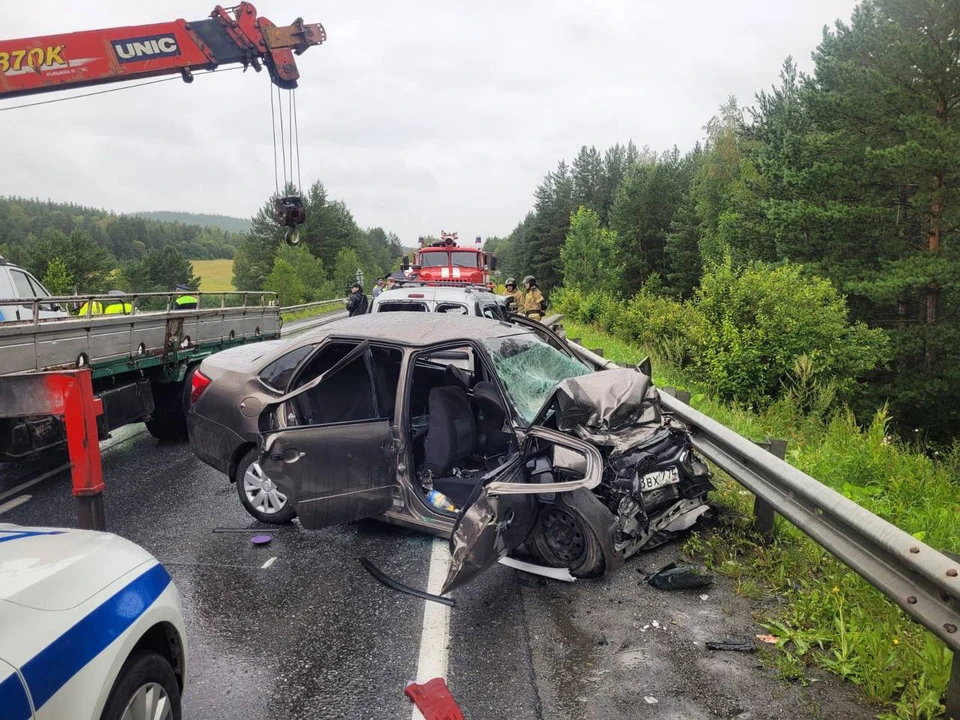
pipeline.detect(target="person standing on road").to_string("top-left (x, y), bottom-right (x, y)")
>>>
top-left (372, 278), bottom-right (386, 298)
top-left (522, 275), bottom-right (546, 321)
top-left (501, 277), bottom-right (524, 313)
top-left (346, 282), bottom-right (369, 316)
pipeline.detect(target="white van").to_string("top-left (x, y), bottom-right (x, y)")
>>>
top-left (0, 256), bottom-right (70, 322)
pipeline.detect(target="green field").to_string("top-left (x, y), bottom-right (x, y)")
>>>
top-left (190, 259), bottom-right (235, 291)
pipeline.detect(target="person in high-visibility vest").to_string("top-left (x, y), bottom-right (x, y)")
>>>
top-left (174, 284), bottom-right (198, 310)
top-left (103, 290), bottom-right (132, 315)
top-left (78, 300), bottom-right (104, 316)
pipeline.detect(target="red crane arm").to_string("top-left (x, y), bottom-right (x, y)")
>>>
top-left (0, 2), bottom-right (325, 99)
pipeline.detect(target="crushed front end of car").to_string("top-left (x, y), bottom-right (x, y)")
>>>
top-left (543, 368), bottom-right (714, 560)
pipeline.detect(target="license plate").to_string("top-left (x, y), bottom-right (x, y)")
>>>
top-left (638, 467), bottom-right (680, 492)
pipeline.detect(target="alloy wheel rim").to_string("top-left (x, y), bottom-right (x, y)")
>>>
top-left (121, 681), bottom-right (172, 720)
top-left (243, 462), bottom-right (288, 515)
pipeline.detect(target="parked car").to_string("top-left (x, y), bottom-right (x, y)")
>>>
top-left (370, 284), bottom-right (510, 321)
top-left (0, 524), bottom-right (187, 720)
top-left (0, 256), bottom-right (70, 322)
top-left (187, 314), bottom-right (713, 592)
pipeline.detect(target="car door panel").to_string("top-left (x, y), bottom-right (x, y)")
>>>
top-left (259, 339), bottom-right (398, 530)
top-left (441, 427), bottom-right (603, 594)
top-left (261, 419), bottom-right (396, 529)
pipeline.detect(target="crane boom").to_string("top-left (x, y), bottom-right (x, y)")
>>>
top-left (0, 2), bottom-right (325, 99)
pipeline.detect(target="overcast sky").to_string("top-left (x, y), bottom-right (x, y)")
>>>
top-left (1, 0), bottom-right (858, 243)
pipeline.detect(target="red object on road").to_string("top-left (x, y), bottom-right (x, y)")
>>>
top-left (404, 678), bottom-right (465, 720)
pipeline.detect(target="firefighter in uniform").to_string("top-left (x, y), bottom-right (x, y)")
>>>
top-left (502, 278), bottom-right (524, 313)
top-left (522, 275), bottom-right (546, 321)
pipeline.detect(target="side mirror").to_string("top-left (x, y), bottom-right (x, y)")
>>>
top-left (402, 255), bottom-right (410, 271)
top-left (489, 255), bottom-right (498, 272)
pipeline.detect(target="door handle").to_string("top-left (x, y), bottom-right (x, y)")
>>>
top-left (271, 449), bottom-right (304, 463)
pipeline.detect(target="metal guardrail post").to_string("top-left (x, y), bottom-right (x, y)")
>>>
top-left (0, 370), bottom-right (106, 531)
top-left (753, 438), bottom-right (787, 541)
top-left (948, 656), bottom-right (960, 720)
top-left (591, 348), bottom-right (604, 357)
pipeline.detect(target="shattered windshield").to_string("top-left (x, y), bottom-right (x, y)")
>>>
top-left (483, 335), bottom-right (591, 425)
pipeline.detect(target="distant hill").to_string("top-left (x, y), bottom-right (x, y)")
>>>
top-left (133, 211), bottom-right (250, 234)
top-left (0, 196), bottom-right (244, 262)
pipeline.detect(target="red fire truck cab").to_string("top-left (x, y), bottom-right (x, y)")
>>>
top-left (402, 231), bottom-right (497, 286)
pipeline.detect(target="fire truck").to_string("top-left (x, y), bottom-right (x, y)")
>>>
top-left (402, 231), bottom-right (497, 286)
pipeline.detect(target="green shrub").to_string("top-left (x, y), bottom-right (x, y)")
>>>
top-left (613, 289), bottom-right (701, 367)
top-left (690, 260), bottom-right (890, 407)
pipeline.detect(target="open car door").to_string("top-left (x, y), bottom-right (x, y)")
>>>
top-left (442, 426), bottom-right (603, 594)
top-left (258, 341), bottom-right (398, 530)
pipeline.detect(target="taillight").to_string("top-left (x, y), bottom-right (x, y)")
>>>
top-left (190, 369), bottom-right (211, 405)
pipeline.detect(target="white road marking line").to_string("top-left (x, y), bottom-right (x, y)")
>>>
top-left (0, 428), bottom-right (148, 504)
top-left (410, 538), bottom-right (453, 720)
top-left (261, 556), bottom-right (277, 569)
top-left (0, 464), bottom-right (70, 502)
top-left (0, 495), bottom-right (32, 514)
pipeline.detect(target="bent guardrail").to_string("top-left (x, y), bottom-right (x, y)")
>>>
top-left (565, 341), bottom-right (960, 714)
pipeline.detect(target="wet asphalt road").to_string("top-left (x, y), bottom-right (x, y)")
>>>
top-left (0, 427), bottom-right (878, 719)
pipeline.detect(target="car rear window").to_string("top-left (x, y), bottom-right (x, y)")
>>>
top-left (259, 344), bottom-right (317, 392)
top-left (377, 301), bottom-right (428, 312)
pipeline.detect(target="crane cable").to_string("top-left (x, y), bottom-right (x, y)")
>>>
top-left (268, 80), bottom-right (302, 197)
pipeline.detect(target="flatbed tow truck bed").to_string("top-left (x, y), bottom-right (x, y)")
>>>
top-left (0, 291), bottom-right (280, 458)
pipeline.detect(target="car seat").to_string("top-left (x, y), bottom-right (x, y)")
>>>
top-left (423, 386), bottom-right (478, 506)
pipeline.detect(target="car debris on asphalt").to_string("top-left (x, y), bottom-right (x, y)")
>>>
top-left (646, 561), bottom-right (714, 590)
top-left (360, 557), bottom-right (456, 607)
top-left (405, 678), bottom-right (465, 720)
top-left (706, 637), bottom-right (758, 653)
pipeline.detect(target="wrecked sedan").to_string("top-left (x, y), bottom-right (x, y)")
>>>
top-left (187, 314), bottom-right (712, 591)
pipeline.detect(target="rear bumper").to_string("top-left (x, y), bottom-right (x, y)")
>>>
top-left (187, 411), bottom-right (245, 475)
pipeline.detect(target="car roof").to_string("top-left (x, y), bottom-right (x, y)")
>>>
top-left (297, 313), bottom-right (528, 347)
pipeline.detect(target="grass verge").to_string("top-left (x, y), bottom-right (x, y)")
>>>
top-left (280, 301), bottom-right (344, 323)
top-left (565, 320), bottom-right (959, 719)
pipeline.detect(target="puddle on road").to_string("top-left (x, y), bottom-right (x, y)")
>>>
top-left (541, 595), bottom-right (601, 717)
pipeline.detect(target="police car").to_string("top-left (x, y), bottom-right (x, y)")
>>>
top-left (0, 257), bottom-right (70, 322)
top-left (0, 525), bottom-right (187, 720)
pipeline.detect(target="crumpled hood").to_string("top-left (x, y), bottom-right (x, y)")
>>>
top-left (549, 368), bottom-right (678, 454)
top-left (0, 524), bottom-right (154, 611)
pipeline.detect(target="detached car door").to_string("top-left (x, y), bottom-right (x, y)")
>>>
top-left (442, 426), bottom-right (603, 593)
top-left (258, 341), bottom-right (398, 530)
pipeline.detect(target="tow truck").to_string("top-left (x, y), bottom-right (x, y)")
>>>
top-left (402, 231), bottom-right (497, 286)
top-left (0, 4), bottom-right (326, 460)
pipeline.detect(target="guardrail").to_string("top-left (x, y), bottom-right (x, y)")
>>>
top-left (565, 341), bottom-right (960, 715)
top-left (0, 291), bottom-right (279, 324)
top-left (279, 298), bottom-right (347, 314)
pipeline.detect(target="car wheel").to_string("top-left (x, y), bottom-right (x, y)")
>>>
top-left (100, 650), bottom-right (181, 720)
top-left (528, 497), bottom-right (606, 578)
top-left (235, 449), bottom-right (297, 524)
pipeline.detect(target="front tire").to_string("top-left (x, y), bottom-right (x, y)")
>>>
top-left (527, 496), bottom-right (606, 578)
top-left (234, 449), bottom-right (297, 524)
top-left (100, 650), bottom-right (181, 720)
